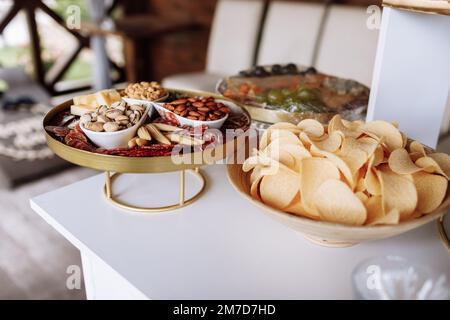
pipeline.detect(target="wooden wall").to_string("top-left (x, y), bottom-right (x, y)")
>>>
top-left (120, 0), bottom-right (381, 82)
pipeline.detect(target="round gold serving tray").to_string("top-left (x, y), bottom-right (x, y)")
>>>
top-left (43, 89), bottom-right (251, 173)
top-left (44, 88), bottom-right (251, 212)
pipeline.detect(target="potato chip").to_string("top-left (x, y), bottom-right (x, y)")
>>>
top-left (297, 119), bottom-right (325, 138)
top-left (285, 193), bottom-right (320, 220)
top-left (409, 152), bottom-right (423, 162)
top-left (428, 153), bottom-right (450, 179)
top-left (364, 167), bottom-right (381, 196)
top-left (370, 145), bottom-right (385, 167)
top-left (312, 179), bottom-right (367, 225)
top-left (328, 115), bottom-right (363, 138)
top-left (262, 141), bottom-right (296, 169)
top-left (336, 137), bottom-right (368, 174)
top-left (271, 128), bottom-right (301, 142)
top-left (271, 122), bottom-right (301, 133)
top-left (250, 174), bottom-right (263, 201)
top-left (388, 148), bottom-right (423, 175)
top-left (355, 191), bottom-right (369, 204)
top-left (409, 140), bottom-right (426, 156)
top-left (355, 136), bottom-right (380, 158)
top-left (415, 156), bottom-right (450, 179)
top-left (400, 131), bottom-right (408, 148)
top-left (260, 165), bottom-right (300, 209)
top-left (377, 166), bottom-right (417, 219)
top-left (250, 165), bottom-right (263, 184)
top-left (355, 173), bottom-right (367, 192)
top-left (365, 196), bottom-right (384, 225)
top-left (412, 171), bottom-right (447, 213)
top-left (299, 131), bottom-right (344, 153)
top-left (259, 129), bottom-right (271, 150)
top-left (278, 143), bottom-right (311, 171)
top-left (242, 154), bottom-right (275, 172)
top-left (300, 158), bottom-right (340, 211)
top-left (361, 121), bottom-right (403, 151)
top-left (310, 146), bottom-right (355, 187)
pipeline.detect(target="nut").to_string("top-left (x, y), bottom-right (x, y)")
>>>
top-left (98, 105), bottom-right (108, 114)
top-left (106, 109), bottom-right (123, 120)
top-left (146, 124), bottom-right (171, 145)
top-left (128, 137), bottom-right (137, 148)
top-left (97, 115), bottom-right (108, 123)
top-left (80, 114), bottom-right (92, 125)
top-left (115, 115), bottom-right (129, 125)
top-left (123, 82), bottom-right (166, 101)
top-left (111, 100), bottom-right (126, 112)
top-left (103, 122), bottom-right (120, 132)
top-left (163, 96), bottom-right (230, 122)
top-left (135, 138), bottom-right (148, 147)
top-left (153, 123), bottom-right (181, 132)
top-left (130, 104), bottom-right (146, 113)
top-left (84, 121), bottom-right (104, 132)
top-left (137, 126), bottom-right (151, 140)
top-left (166, 132), bottom-right (204, 146)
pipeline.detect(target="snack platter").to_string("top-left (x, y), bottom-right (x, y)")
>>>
top-left (217, 64), bottom-right (369, 126)
top-left (44, 86), bottom-right (250, 173)
top-left (43, 83), bottom-right (251, 212)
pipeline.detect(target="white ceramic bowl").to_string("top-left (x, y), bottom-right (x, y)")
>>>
top-left (152, 99), bottom-right (230, 129)
top-left (122, 97), bottom-right (155, 118)
top-left (80, 105), bottom-right (148, 149)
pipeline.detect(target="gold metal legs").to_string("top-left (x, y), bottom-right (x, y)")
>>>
top-left (103, 169), bottom-right (206, 213)
top-left (437, 214), bottom-right (450, 251)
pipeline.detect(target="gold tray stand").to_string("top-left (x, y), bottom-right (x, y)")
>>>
top-left (103, 168), bottom-right (206, 212)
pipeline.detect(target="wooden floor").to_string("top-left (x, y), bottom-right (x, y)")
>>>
top-left (0, 167), bottom-right (95, 299)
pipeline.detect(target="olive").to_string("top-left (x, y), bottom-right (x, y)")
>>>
top-left (254, 66), bottom-right (269, 77)
top-left (305, 66), bottom-right (317, 74)
top-left (297, 88), bottom-right (318, 101)
top-left (286, 63), bottom-right (298, 73)
top-left (271, 64), bottom-right (282, 75)
top-left (239, 70), bottom-right (250, 77)
top-left (281, 88), bottom-right (293, 97)
top-left (267, 89), bottom-right (284, 105)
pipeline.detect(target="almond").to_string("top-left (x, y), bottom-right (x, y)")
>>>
top-left (146, 124), bottom-right (171, 145)
top-left (137, 126), bottom-right (152, 141)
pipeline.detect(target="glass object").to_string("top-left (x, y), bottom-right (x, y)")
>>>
top-left (352, 255), bottom-right (450, 300)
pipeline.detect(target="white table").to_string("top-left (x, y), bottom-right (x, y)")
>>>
top-left (30, 165), bottom-right (450, 299)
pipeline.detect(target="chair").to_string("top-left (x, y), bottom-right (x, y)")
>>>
top-left (315, 5), bottom-right (379, 86)
top-left (162, 0), bottom-right (265, 92)
top-left (257, 2), bottom-right (325, 67)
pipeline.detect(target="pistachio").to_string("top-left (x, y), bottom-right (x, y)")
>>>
top-left (130, 104), bottom-right (146, 113)
top-left (84, 121), bottom-right (104, 132)
top-left (80, 114), bottom-right (92, 125)
top-left (96, 115), bottom-right (108, 123)
top-left (98, 105), bottom-right (108, 114)
top-left (115, 115), bottom-right (129, 125)
top-left (102, 122), bottom-right (120, 132)
top-left (106, 109), bottom-right (123, 120)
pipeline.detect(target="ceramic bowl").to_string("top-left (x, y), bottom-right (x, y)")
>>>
top-left (152, 99), bottom-right (230, 129)
top-left (80, 105), bottom-right (148, 149)
top-left (227, 163), bottom-right (450, 247)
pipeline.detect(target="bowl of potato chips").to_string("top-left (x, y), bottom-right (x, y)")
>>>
top-left (227, 115), bottom-right (450, 247)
